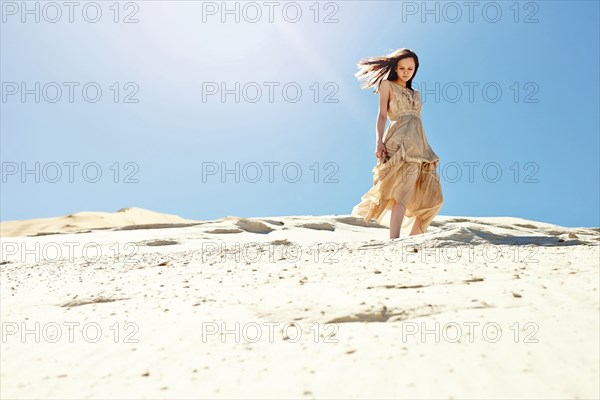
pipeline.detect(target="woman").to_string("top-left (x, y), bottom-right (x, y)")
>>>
top-left (351, 48), bottom-right (444, 240)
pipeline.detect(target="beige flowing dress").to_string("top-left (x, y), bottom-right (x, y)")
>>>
top-left (351, 80), bottom-right (444, 233)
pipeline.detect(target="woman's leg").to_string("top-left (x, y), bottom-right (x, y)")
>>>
top-left (389, 201), bottom-right (406, 239)
top-left (409, 217), bottom-right (423, 236)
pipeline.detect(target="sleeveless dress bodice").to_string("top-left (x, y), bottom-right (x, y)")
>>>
top-left (382, 80), bottom-right (439, 165)
top-left (387, 81), bottom-right (422, 120)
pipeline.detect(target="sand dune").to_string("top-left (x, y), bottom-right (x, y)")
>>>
top-left (0, 207), bottom-right (204, 237)
top-left (0, 208), bottom-right (598, 399)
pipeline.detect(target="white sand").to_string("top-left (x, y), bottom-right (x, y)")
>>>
top-left (1, 208), bottom-right (598, 399)
top-left (0, 207), bottom-right (203, 237)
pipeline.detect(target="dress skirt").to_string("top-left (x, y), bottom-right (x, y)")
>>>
top-left (351, 119), bottom-right (444, 234)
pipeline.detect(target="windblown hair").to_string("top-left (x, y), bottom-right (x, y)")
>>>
top-left (355, 48), bottom-right (420, 94)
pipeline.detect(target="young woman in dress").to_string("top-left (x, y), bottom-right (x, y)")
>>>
top-left (351, 48), bottom-right (444, 240)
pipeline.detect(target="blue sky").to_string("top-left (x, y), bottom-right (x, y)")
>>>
top-left (1, 0), bottom-right (599, 227)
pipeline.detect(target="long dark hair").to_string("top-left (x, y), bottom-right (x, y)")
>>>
top-left (355, 48), bottom-right (420, 94)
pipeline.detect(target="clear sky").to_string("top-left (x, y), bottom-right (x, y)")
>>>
top-left (1, 0), bottom-right (599, 227)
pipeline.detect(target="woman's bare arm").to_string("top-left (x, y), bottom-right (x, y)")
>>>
top-left (376, 81), bottom-right (391, 143)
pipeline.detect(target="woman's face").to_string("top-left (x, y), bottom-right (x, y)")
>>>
top-left (395, 57), bottom-right (416, 83)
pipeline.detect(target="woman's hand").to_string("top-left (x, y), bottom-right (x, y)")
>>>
top-left (375, 141), bottom-right (388, 160)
